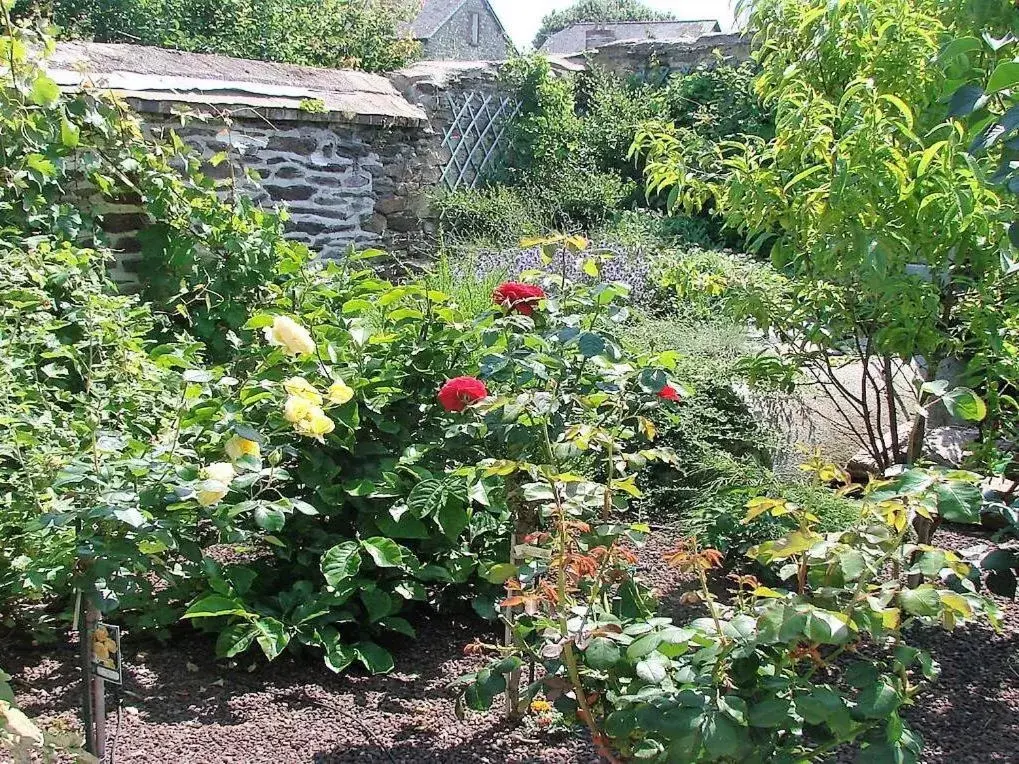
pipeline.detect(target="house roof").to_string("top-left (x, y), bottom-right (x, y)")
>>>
top-left (540, 20), bottom-right (722, 56)
top-left (403, 0), bottom-right (509, 42)
top-left (46, 42), bottom-right (427, 126)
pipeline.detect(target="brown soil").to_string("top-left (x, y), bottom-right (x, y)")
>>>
top-left (4, 525), bottom-right (1017, 763)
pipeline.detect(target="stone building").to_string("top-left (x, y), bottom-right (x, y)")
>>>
top-left (540, 19), bottom-right (721, 56)
top-left (404, 0), bottom-right (513, 61)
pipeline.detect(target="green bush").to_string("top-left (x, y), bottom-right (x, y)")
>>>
top-left (14, 0), bottom-right (420, 71)
top-left (683, 452), bottom-right (862, 557)
top-left (434, 186), bottom-right (545, 245)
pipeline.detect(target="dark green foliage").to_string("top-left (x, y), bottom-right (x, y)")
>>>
top-left (434, 186), bottom-right (545, 244)
top-left (477, 55), bottom-right (770, 237)
top-left (14, 0), bottom-right (419, 71)
top-left (532, 0), bottom-right (674, 50)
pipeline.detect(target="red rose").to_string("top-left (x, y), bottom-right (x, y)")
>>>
top-left (492, 282), bottom-right (545, 316)
top-left (658, 384), bottom-right (682, 402)
top-left (438, 376), bottom-right (488, 412)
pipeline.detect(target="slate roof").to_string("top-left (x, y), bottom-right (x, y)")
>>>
top-left (403, 0), bottom-right (508, 41)
top-left (46, 42), bottom-right (427, 126)
top-left (540, 20), bottom-right (721, 56)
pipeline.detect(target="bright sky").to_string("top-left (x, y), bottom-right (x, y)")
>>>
top-left (488, 0), bottom-right (740, 51)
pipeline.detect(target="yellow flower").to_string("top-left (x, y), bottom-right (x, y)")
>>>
top-left (293, 405), bottom-right (335, 440)
top-left (283, 376), bottom-right (323, 405)
top-left (224, 435), bottom-right (260, 461)
top-left (284, 395), bottom-right (315, 423)
top-left (530, 699), bottom-right (552, 714)
top-left (326, 379), bottom-right (354, 405)
top-left (196, 480), bottom-right (230, 507)
top-left (204, 462), bottom-right (236, 484)
top-left (264, 315), bottom-right (316, 356)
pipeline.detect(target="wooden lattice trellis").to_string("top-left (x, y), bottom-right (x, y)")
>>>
top-left (441, 91), bottom-right (520, 191)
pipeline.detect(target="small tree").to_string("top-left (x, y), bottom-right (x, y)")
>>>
top-left (634, 0), bottom-right (1013, 473)
top-left (533, 0), bottom-right (674, 50)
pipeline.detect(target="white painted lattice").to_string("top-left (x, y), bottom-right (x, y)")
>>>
top-left (441, 91), bottom-right (520, 190)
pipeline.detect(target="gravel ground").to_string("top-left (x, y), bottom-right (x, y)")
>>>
top-left (4, 525), bottom-right (1017, 763)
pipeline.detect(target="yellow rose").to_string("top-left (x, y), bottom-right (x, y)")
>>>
top-left (196, 480), bottom-right (230, 507)
top-left (225, 435), bottom-right (261, 461)
top-left (263, 315), bottom-right (316, 356)
top-left (326, 379), bottom-right (354, 405)
top-left (284, 395), bottom-right (314, 423)
top-left (293, 405), bottom-right (335, 440)
top-left (204, 462), bottom-right (236, 484)
top-left (283, 376), bottom-right (323, 405)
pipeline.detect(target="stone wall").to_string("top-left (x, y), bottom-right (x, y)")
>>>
top-left (421, 0), bottom-right (511, 62)
top-left (53, 37), bottom-right (750, 287)
top-left (572, 33), bottom-right (751, 78)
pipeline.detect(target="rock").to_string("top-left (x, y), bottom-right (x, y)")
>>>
top-left (924, 426), bottom-right (980, 468)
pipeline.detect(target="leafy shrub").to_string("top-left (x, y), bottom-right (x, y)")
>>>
top-left (14, 0), bottom-right (420, 71)
top-left (459, 456), bottom-right (995, 763)
top-left (434, 186), bottom-right (545, 245)
top-left (683, 452), bottom-right (862, 557)
top-left (177, 252), bottom-right (512, 671)
top-left (0, 237), bottom-right (199, 635)
top-left (591, 210), bottom-right (719, 253)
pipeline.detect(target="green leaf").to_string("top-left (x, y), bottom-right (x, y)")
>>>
top-left (324, 641), bottom-right (356, 673)
top-left (360, 588), bottom-right (393, 623)
top-left (748, 697), bottom-right (791, 728)
top-left (854, 680), bottom-right (901, 720)
top-left (361, 537), bottom-right (405, 568)
top-left (381, 616), bottom-right (416, 637)
top-left (702, 711), bottom-right (748, 759)
top-left (635, 653), bottom-right (668, 683)
top-left (987, 61), bottom-right (1019, 93)
top-left (942, 387), bottom-right (986, 422)
top-left (254, 505), bottom-right (285, 532)
top-left (436, 500), bottom-right (469, 540)
top-left (29, 74), bottom-right (60, 107)
top-left (407, 479), bottom-right (446, 517)
top-left (253, 617), bottom-right (289, 660)
top-left (577, 332), bottom-right (607, 358)
top-left (321, 541), bottom-right (362, 587)
top-left (938, 36), bottom-right (982, 63)
top-left (60, 119), bottom-right (80, 148)
top-left (215, 622), bottom-right (257, 658)
top-left (183, 594), bottom-right (249, 619)
top-left (354, 641), bottom-right (394, 674)
top-left (899, 586), bottom-right (942, 617)
top-left (931, 480), bottom-right (982, 523)
top-left (584, 637), bottom-right (621, 670)
top-left (483, 563), bottom-right (518, 584)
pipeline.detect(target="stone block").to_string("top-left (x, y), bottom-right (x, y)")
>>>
top-left (267, 134), bottom-right (320, 155)
top-left (263, 184), bottom-right (317, 202)
top-left (376, 195), bottom-right (406, 215)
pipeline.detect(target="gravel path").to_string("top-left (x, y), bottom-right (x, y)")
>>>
top-left (4, 525), bottom-right (1016, 763)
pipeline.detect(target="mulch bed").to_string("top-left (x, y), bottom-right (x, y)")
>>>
top-left (4, 526), bottom-right (1017, 763)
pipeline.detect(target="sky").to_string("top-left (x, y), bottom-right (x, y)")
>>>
top-left (487, 0), bottom-right (740, 51)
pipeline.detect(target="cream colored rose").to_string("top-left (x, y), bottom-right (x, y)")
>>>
top-left (225, 435), bottom-right (260, 461)
top-left (326, 379), bottom-right (354, 405)
top-left (284, 395), bottom-right (314, 423)
top-left (204, 462), bottom-right (236, 484)
top-left (283, 376), bottom-right (322, 405)
top-left (293, 405), bottom-right (335, 440)
top-left (263, 315), bottom-right (316, 356)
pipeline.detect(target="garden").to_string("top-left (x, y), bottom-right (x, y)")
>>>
top-left (3, 0), bottom-right (1019, 762)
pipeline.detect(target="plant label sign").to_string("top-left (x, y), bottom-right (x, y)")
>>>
top-left (91, 623), bottom-right (123, 684)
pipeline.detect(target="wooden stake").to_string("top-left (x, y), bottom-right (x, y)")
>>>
top-left (80, 597), bottom-right (106, 759)
top-left (78, 592), bottom-right (96, 755)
